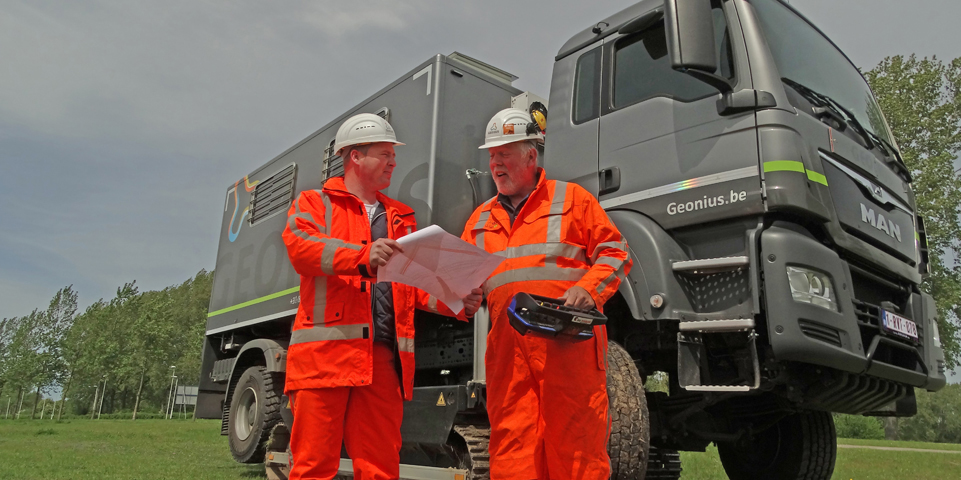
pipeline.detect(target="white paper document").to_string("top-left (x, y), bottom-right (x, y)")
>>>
top-left (377, 225), bottom-right (504, 313)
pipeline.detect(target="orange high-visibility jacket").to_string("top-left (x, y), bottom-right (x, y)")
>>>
top-left (461, 169), bottom-right (632, 367)
top-left (283, 177), bottom-right (460, 399)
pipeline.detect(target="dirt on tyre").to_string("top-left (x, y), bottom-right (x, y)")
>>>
top-left (717, 410), bottom-right (836, 480)
top-left (607, 341), bottom-right (651, 480)
top-left (228, 365), bottom-right (285, 463)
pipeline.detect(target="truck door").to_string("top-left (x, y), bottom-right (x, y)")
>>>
top-left (597, 1), bottom-right (762, 230)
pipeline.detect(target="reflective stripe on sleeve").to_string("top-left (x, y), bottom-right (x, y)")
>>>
top-left (595, 257), bottom-right (628, 295)
top-left (288, 196), bottom-right (327, 241)
top-left (484, 266), bottom-right (589, 294)
top-left (398, 337), bottom-right (415, 353)
top-left (290, 324), bottom-right (367, 345)
top-left (319, 238), bottom-right (363, 276)
top-left (591, 239), bottom-right (628, 263)
top-left (427, 295), bottom-right (440, 314)
top-left (493, 243), bottom-right (587, 263)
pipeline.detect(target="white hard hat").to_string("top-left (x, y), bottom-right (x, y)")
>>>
top-left (334, 113), bottom-right (405, 155)
top-left (478, 108), bottom-right (545, 149)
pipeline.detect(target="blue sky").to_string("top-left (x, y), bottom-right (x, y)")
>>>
top-left (2, 0), bottom-right (960, 340)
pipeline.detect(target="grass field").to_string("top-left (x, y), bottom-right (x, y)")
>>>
top-left (2, 418), bottom-right (960, 479)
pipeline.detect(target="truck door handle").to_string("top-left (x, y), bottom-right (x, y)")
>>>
top-left (599, 167), bottom-right (620, 196)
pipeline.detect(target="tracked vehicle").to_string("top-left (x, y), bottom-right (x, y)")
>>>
top-left (198, 1), bottom-right (946, 478)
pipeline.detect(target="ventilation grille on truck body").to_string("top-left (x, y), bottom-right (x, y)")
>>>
top-left (248, 163), bottom-right (297, 225)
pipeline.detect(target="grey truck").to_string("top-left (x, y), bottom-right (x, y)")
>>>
top-left (196, 0), bottom-right (947, 478)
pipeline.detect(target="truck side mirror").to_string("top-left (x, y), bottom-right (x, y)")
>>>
top-left (663, 0), bottom-right (732, 94)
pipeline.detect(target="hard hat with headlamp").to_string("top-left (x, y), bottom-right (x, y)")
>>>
top-left (478, 108), bottom-right (545, 150)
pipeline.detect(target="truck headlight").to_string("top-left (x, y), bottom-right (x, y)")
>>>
top-left (932, 321), bottom-right (942, 349)
top-left (787, 266), bottom-right (838, 312)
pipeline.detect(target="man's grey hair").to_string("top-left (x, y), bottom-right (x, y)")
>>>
top-left (510, 140), bottom-right (539, 157)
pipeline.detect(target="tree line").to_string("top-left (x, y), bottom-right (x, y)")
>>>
top-left (0, 270), bottom-right (212, 420)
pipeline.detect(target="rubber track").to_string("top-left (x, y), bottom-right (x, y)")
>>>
top-left (644, 446), bottom-right (682, 480)
top-left (454, 425), bottom-right (491, 480)
top-left (607, 341), bottom-right (649, 479)
top-left (798, 411), bottom-right (836, 480)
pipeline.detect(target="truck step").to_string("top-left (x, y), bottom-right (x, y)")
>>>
top-left (682, 385), bottom-right (753, 392)
top-left (679, 319), bottom-right (755, 332)
top-left (672, 256), bottom-right (749, 274)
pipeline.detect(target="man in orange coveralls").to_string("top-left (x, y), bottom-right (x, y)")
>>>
top-left (461, 108), bottom-right (632, 480)
top-left (283, 113), bottom-right (483, 480)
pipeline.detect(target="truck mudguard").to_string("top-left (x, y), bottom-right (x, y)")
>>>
top-left (607, 209), bottom-right (693, 320)
top-left (228, 338), bottom-right (288, 392)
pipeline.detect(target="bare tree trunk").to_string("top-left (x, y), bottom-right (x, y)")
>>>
top-left (31, 384), bottom-right (42, 419)
top-left (132, 369), bottom-right (145, 420)
top-left (16, 386), bottom-right (24, 419)
top-left (90, 384), bottom-right (99, 420)
top-left (57, 374), bottom-right (72, 421)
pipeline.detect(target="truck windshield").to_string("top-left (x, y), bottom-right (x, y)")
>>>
top-left (751, 0), bottom-right (898, 151)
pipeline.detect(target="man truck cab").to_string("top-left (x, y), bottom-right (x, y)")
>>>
top-left (199, 1), bottom-right (945, 479)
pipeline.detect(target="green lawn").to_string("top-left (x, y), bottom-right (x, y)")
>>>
top-left (678, 439), bottom-right (961, 480)
top-left (0, 419), bottom-right (262, 480)
top-left (2, 419), bottom-right (961, 480)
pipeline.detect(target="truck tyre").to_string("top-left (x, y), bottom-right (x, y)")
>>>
top-left (717, 411), bottom-right (836, 480)
top-left (228, 365), bottom-right (284, 463)
top-left (607, 341), bottom-right (650, 480)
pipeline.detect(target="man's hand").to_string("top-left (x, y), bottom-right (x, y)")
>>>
top-left (463, 288), bottom-right (484, 317)
top-left (369, 238), bottom-right (403, 269)
top-left (559, 286), bottom-right (595, 311)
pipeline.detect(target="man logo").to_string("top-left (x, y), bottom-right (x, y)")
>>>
top-left (860, 203), bottom-right (902, 242)
top-left (489, 123), bottom-right (498, 134)
top-left (503, 123), bottom-right (515, 135)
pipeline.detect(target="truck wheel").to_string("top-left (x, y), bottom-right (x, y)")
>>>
top-left (717, 411), bottom-right (836, 480)
top-left (228, 365), bottom-right (284, 463)
top-left (607, 341), bottom-right (650, 480)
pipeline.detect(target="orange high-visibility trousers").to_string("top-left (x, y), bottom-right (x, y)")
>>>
top-left (486, 319), bottom-right (611, 480)
top-left (288, 343), bottom-right (404, 480)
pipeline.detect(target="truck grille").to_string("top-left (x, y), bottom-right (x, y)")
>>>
top-left (798, 320), bottom-right (842, 348)
top-left (853, 299), bottom-right (923, 346)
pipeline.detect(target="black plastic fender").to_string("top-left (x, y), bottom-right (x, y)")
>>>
top-left (606, 210), bottom-right (693, 320)
top-left (224, 339), bottom-right (288, 411)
